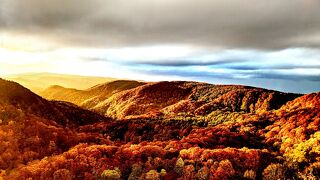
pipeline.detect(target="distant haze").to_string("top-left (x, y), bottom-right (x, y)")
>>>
top-left (4, 73), bottom-right (116, 93)
top-left (0, 0), bottom-right (320, 93)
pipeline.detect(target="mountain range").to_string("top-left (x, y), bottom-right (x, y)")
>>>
top-left (40, 80), bottom-right (300, 119)
top-left (0, 77), bottom-right (319, 179)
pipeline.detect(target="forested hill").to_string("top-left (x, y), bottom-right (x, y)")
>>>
top-left (41, 80), bottom-right (300, 119)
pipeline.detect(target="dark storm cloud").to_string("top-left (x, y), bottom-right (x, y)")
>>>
top-left (1, 0), bottom-right (320, 49)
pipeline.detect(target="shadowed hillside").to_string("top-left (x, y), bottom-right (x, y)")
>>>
top-left (1, 78), bottom-right (320, 179)
top-left (0, 78), bottom-right (108, 127)
top-left (0, 78), bottom-right (112, 178)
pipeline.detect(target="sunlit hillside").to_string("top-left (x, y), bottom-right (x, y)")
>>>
top-left (41, 81), bottom-right (300, 120)
top-left (40, 80), bottom-right (146, 108)
top-left (3, 73), bottom-right (117, 93)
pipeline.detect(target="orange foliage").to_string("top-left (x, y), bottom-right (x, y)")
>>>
top-left (0, 78), bottom-right (319, 179)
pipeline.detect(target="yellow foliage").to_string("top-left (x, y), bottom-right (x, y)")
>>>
top-left (145, 170), bottom-right (160, 180)
top-left (101, 168), bottom-right (121, 180)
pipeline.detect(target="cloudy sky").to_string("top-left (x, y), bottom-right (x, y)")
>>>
top-left (0, 0), bottom-right (320, 93)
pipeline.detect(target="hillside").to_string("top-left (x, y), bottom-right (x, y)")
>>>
top-left (68, 81), bottom-right (299, 120)
top-left (40, 80), bottom-right (146, 108)
top-left (0, 78), bottom-right (112, 178)
top-left (0, 78), bottom-right (108, 127)
top-left (4, 72), bottom-right (116, 93)
top-left (1, 79), bottom-right (320, 179)
top-left (41, 81), bottom-right (300, 120)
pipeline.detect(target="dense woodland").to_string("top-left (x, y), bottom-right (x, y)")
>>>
top-left (0, 78), bottom-right (319, 179)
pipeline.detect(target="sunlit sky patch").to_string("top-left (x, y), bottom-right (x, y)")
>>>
top-left (1, 0), bottom-right (320, 93)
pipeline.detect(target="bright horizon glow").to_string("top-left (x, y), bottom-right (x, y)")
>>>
top-left (1, 44), bottom-right (320, 94)
top-left (1, 42), bottom-right (320, 92)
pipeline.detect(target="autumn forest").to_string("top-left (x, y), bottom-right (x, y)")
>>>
top-left (0, 77), bottom-right (319, 180)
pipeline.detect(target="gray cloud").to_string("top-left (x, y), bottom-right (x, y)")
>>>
top-left (1, 0), bottom-right (320, 49)
top-left (84, 56), bottom-right (247, 66)
top-left (133, 65), bottom-right (320, 82)
top-left (221, 64), bottom-right (320, 70)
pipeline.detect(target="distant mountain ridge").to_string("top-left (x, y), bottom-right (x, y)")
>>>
top-left (3, 72), bottom-right (117, 93)
top-left (40, 80), bottom-right (146, 109)
top-left (40, 80), bottom-right (301, 119)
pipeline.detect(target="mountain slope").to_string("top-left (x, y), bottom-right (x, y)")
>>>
top-left (279, 92), bottom-right (320, 111)
top-left (39, 85), bottom-right (93, 105)
top-left (0, 78), bottom-right (108, 127)
top-left (0, 78), bottom-right (65, 122)
top-left (0, 78), bottom-right (111, 175)
top-left (264, 92), bottom-right (320, 173)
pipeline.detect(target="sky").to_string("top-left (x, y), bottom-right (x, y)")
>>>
top-left (0, 0), bottom-right (320, 93)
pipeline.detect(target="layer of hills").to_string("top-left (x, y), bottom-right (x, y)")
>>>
top-left (0, 78), bottom-right (320, 179)
top-left (4, 73), bottom-right (116, 93)
top-left (0, 79), bottom-right (109, 127)
top-left (40, 80), bottom-right (145, 110)
top-left (41, 81), bottom-right (299, 120)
